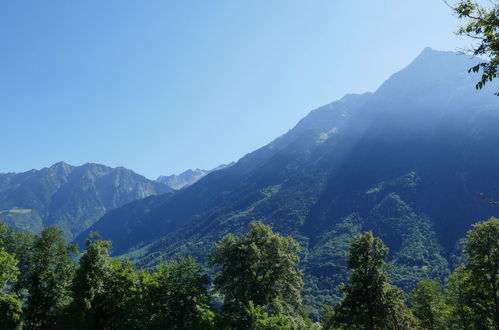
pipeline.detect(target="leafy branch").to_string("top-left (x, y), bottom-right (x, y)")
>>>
top-left (445, 0), bottom-right (499, 95)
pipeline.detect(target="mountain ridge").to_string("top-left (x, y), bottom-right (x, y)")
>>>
top-left (76, 48), bottom-right (499, 256)
top-left (156, 162), bottom-right (235, 190)
top-left (71, 48), bottom-right (499, 313)
top-left (0, 162), bottom-right (173, 240)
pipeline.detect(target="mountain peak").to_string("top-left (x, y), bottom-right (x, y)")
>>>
top-left (410, 47), bottom-right (469, 67)
top-left (418, 46), bottom-right (438, 55)
top-left (48, 161), bottom-right (73, 175)
top-left (50, 161), bottom-right (71, 169)
top-left (373, 47), bottom-right (485, 102)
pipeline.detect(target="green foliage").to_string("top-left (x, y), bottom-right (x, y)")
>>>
top-left (139, 257), bottom-right (212, 329)
top-left (209, 221), bottom-right (303, 327)
top-left (100, 259), bottom-right (140, 329)
top-left (69, 237), bottom-right (113, 325)
top-left (320, 304), bottom-right (338, 330)
top-left (0, 248), bottom-right (19, 291)
top-left (388, 213), bottom-right (450, 293)
top-left (444, 217), bottom-right (499, 329)
top-left (332, 231), bottom-right (390, 328)
top-left (0, 217), bottom-right (497, 329)
top-left (67, 237), bottom-right (139, 329)
top-left (463, 217), bottom-right (499, 328)
top-left (409, 279), bottom-right (450, 329)
top-left (0, 293), bottom-right (23, 330)
top-left (194, 302), bottom-right (217, 330)
top-left (449, 0), bottom-right (499, 95)
top-left (246, 302), bottom-right (295, 330)
top-left (17, 226), bottom-right (76, 329)
top-left (445, 265), bottom-right (476, 329)
top-left (325, 232), bottom-right (416, 329)
top-left (384, 286), bottom-right (418, 330)
top-left (0, 221), bottom-right (36, 262)
top-left (0, 246), bottom-right (22, 330)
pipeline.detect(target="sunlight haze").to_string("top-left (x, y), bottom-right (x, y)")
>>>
top-left (0, 0), bottom-right (472, 178)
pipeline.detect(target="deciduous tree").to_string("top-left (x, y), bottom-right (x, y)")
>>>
top-left (0, 248), bottom-right (22, 330)
top-left (463, 217), bottom-right (499, 328)
top-left (67, 237), bottom-right (139, 330)
top-left (325, 232), bottom-right (416, 330)
top-left (209, 221), bottom-right (303, 327)
top-left (409, 279), bottom-right (450, 330)
top-left (18, 226), bottom-right (76, 329)
top-left (141, 257), bottom-right (212, 329)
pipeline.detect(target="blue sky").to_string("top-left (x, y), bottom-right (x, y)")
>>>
top-left (0, 0), bottom-right (474, 179)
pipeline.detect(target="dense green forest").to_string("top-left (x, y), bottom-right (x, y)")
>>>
top-left (0, 217), bottom-right (497, 329)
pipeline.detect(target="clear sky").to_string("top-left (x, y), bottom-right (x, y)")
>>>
top-left (0, 0), bottom-right (474, 179)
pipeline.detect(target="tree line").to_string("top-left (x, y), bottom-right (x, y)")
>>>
top-left (0, 217), bottom-right (497, 329)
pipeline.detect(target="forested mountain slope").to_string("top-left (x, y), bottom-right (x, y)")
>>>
top-left (0, 162), bottom-right (171, 240)
top-left (77, 48), bottom-right (499, 312)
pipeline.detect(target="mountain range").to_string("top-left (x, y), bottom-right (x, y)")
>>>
top-left (0, 162), bottom-right (237, 240)
top-left (0, 162), bottom-right (172, 240)
top-left (3, 48), bottom-right (499, 315)
top-left (73, 48), bottom-right (499, 313)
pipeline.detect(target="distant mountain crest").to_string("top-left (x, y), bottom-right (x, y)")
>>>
top-left (156, 162), bottom-right (235, 190)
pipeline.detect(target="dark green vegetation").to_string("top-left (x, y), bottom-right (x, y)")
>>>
top-left (409, 279), bottom-right (450, 330)
top-left (1, 218), bottom-right (498, 329)
top-left (0, 162), bottom-right (171, 240)
top-left (324, 232), bottom-right (416, 329)
top-left (209, 222), bottom-right (304, 328)
top-left (74, 49), bottom-right (499, 315)
top-left (0, 221), bottom-right (306, 329)
top-left (448, 0), bottom-right (499, 95)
